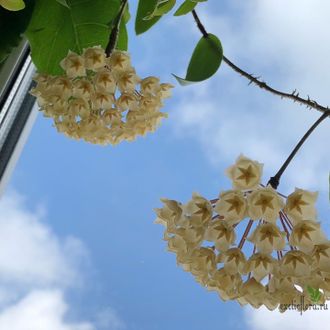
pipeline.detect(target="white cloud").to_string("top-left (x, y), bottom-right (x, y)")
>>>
top-left (170, 0), bottom-right (330, 193)
top-left (245, 305), bottom-right (330, 330)
top-left (0, 191), bottom-right (85, 292)
top-left (0, 290), bottom-right (93, 330)
top-left (0, 191), bottom-right (124, 330)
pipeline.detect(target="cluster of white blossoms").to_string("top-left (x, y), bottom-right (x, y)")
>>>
top-left (155, 155), bottom-right (330, 312)
top-left (30, 46), bottom-right (173, 145)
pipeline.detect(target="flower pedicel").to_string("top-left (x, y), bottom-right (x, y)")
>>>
top-left (155, 155), bottom-right (329, 312)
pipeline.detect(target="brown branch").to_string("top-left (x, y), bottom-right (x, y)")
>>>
top-left (191, 9), bottom-right (330, 116)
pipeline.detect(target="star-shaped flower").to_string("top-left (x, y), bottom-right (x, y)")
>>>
top-left (289, 220), bottom-right (326, 252)
top-left (284, 188), bottom-right (318, 223)
top-left (248, 223), bottom-right (285, 253)
top-left (226, 154), bottom-right (263, 190)
top-left (310, 242), bottom-right (330, 273)
top-left (215, 190), bottom-right (247, 224)
top-left (205, 220), bottom-right (236, 251)
top-left (248, 187), bottom-right (284, 223)
top-left (280, 250), bottom-right (311, 277)
top-left (218, 248), bottom-right (246, 275)
top-left (83, 46), bottom-right (106, 70)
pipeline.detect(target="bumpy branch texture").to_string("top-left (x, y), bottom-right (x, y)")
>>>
top-left (191, 9), bottom-right (330, 116)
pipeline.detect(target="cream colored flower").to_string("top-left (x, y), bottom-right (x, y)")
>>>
top-left (189, 247), bottom-right (217, 275)
top-left (140, 76), bottom-right (160, 95)
top-left (214, 190), bottom-right (247, 225)
top-left (158, 83), bottom-right (174, 99)
top-left (262, 293), bottom-right (279, 311)
top-left (93, 69), bottom-right (116, 93)
top-left (49, 76), bottom-right (72, 98)
top-left (247, 186), bottom-right (284, 223)
top-left (244, 253), bottom-right (277, 281)
top-left (83, 46), bottom-right (106, 71)
top-left (280, 250), bottom-right (312, 277)
top-left (184, 193), bottom-right (213, 227)
top-left (226, 154), bottom-right (263, 190)
top-left (209, 270), bottom-right (242, 302)
top-left (116, 93), bottom-right (138, 111)
top-left (72, 78), bottom-right (94, 99)
top-left (205, 220), bottom-right (235, 251)
top-left (102, 109), bottom-right (122, 125)
top-left (209, 268), bottom-right (242, 293)
top-left (167, 235), bottom-right (188, 255)
top-left (108, 50), bottom-right (131, 72)
top-left (60, 51), bottom-right (86, 78)
top-left (239, 277), bottom-right (265, 308)
top-left (284, 188), bottom-right (318, 223)
top-left (311, 242), bottom-right (330, 273)
top-left (91, 92), bottom-right (114, 110)
top-left (31, 46), bottom-right (171, 145)
top-left (268, 276), bottom-right (295, 293)
top-left (248, 223), bottom-right (286, 253)
top-left (154, 198), bottom-right (183, 232)
top-left (175, 226), bottom-right (204, 247)
top-left (289, 220), bottom-right (326, 252)
top-left (218, 248), bottom-right (246, 275)
top-left (68, 98), bottom-right (90, 118)
top-left (117, 70), bottom-right (140, 92)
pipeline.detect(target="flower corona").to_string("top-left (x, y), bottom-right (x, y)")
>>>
top-left (31, 46), bottom-right (174, 145)
top-left (155, 155), bottom-right (329, 312)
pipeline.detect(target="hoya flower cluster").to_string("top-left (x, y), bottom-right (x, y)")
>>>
top-left (155, 155), bottom-right (330, 312)
top-left (31, 46), bottom-right (173, 145)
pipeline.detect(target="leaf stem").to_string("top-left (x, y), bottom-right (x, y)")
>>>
top-left (191, 9), bottom-right (330, 116)
top-left (105, 0), bottom-right (128, 57)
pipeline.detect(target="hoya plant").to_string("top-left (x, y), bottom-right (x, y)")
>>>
top-left (0, 0), bottom-right (329, 314)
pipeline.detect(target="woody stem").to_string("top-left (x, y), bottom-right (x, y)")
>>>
top-left (105, 0), bottom-right (128, 57)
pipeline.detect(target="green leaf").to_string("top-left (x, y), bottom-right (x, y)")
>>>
top-left (135, 0), bottom-right (161, 35)
top-left (25, 0), bottom-right (121, 75)
top-left (123, 2), bottom-right (130, 23)
top-left (307, 286), bottom-right (321, 303)
top-left (0, 0), bottom-right (34, 64)
top-left (55, 0), bottom-right (69, 8)
top-left (0, 0), bottom-right (25, 11)
top-left (154, 0), bottom-right (176, 16)
top-left (174, 0), bottom-right (196, 16)
top-left (174, 33), bottom-right (223, 85)
top-left (116, 20), bottom-right (128, 51)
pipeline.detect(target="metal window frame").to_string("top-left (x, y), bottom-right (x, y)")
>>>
top-left (0, 40), bottom-right (38, 196)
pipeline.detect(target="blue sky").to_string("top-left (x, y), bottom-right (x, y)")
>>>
top-left (1, 1), bottom-right (330, 329)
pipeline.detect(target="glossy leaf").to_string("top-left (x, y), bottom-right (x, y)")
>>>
top-left (0, 0), bottom-right (34, 64)
top-left (174, 33), bottom-right (223, 85)
top-left (0, 0), bottom-right (25, 11)
top-left (174, 0), bottom-right (196, 16)
top-left (153, 0), bottom-right (176, 16)
top-left (117, 20), bottom-right (128, 51)
top-left (135, 0), bottom-right (161, 35)
top-left (25, 0), bottom-right (123, 75)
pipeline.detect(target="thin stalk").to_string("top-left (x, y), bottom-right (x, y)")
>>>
top-left (268, 112), bottom-right (328, 189)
